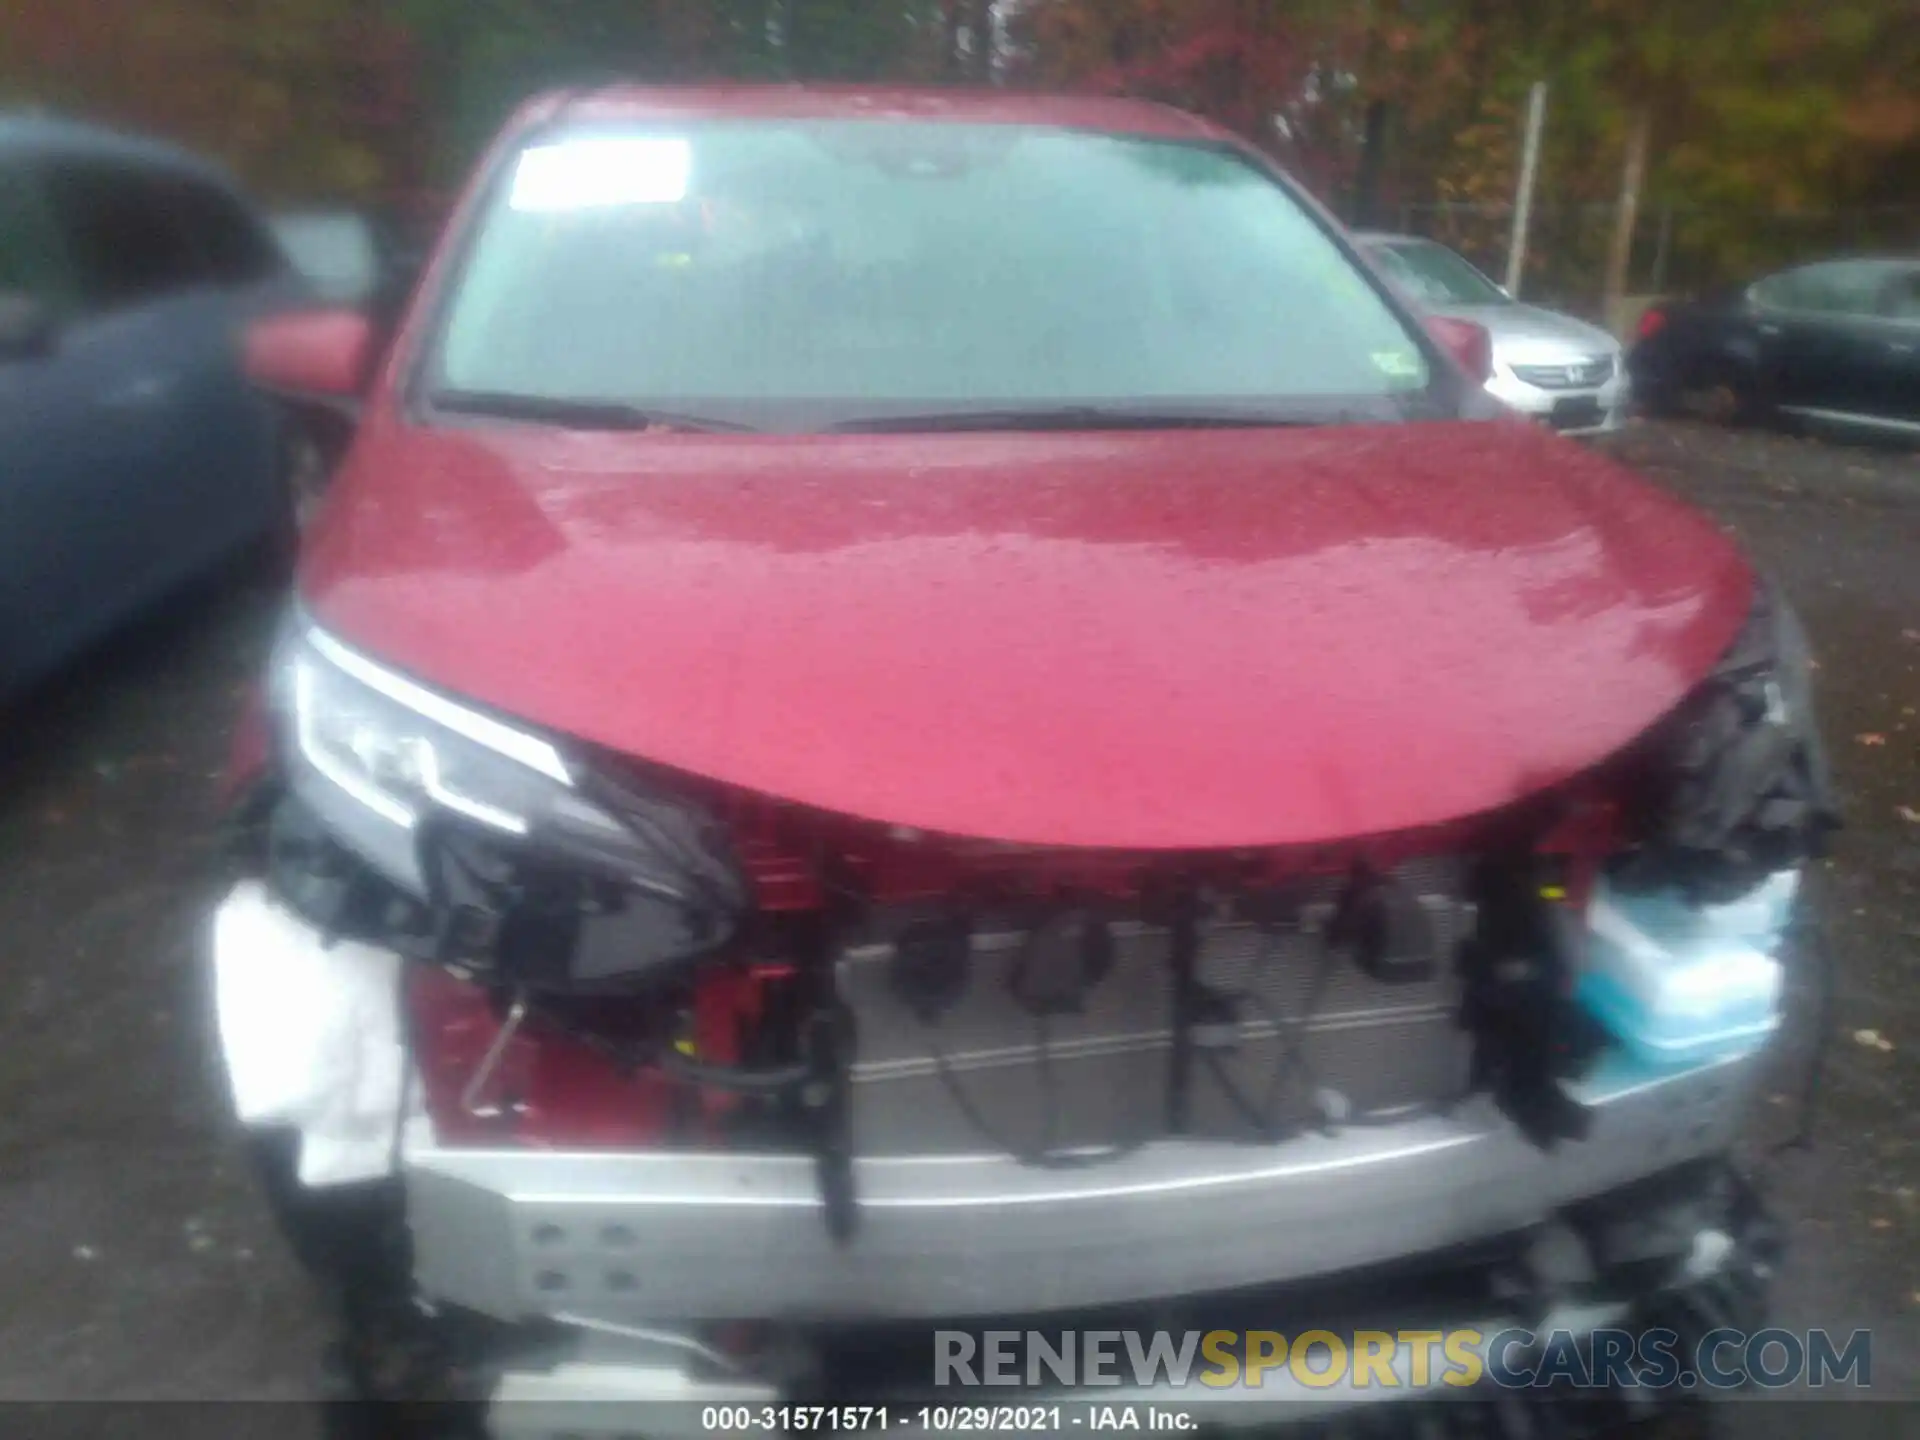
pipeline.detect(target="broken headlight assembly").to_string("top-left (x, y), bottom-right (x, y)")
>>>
top-left (267, 613), bottom-right (749, 989)
top-left (1626, 576), bottom-right (1839, 901)
top-left (1571, 577), bottom-right (1840, 1074)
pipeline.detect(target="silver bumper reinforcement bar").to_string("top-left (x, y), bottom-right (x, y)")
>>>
top-left (407, 1050), bottom-right (1757, 1327)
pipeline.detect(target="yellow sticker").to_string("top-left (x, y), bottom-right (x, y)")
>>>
top-left (1371, 350), bottom-right (1422, 379)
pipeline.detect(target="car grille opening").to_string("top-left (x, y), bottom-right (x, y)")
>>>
top-left (839, 857), bottom-right (1476, 1156)
top-left (1512, 356), bottom-right (1615, 390)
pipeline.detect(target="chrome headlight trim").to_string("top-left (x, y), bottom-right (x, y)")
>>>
top-left (270, 613), bottom-right (585, 891)
top-left (305, 625), bottom-right (571, 786)
top-left (266, 613), bottom-right (751, 952)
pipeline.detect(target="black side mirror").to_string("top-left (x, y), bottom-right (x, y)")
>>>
top-left (0, 291), bottom-right (56, 361)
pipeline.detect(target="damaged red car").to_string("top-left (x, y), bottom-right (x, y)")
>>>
top-left (215, 86), bottom-right (1837, 1430)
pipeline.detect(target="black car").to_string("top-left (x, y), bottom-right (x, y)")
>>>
top-left (1629, 255), bottom-right (1920, 439)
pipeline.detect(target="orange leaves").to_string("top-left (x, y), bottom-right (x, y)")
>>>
top-left (0, 0), bottom-right (423, 201)
top-left (1841, 87), bottom-right (1920, 146)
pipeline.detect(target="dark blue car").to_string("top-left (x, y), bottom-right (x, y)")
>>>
top-left (0, 114), bottom-right (307, 700)
top-left (1629, 255), bottom-right (1920, 439)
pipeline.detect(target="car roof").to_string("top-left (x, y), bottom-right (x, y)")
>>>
top-left (540, 84), bottom-right (1227, 142)
top-left (1765, 254), bottom-right (1920, 274)
top-left (0, 110), bottom-right (239, 191)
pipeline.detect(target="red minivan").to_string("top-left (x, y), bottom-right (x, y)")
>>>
top-left (216, 87), bottom-right (1834, 1426)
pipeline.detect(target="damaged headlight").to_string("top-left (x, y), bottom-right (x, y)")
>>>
top-left (1570, 579), bottom-right (1836, 1070)
top-left (268, 615), bottom-right (747, 983)
top-left (274, 618), bottom-right (578, 889)
top-left (1628, 576), bottom-right (1840, 902)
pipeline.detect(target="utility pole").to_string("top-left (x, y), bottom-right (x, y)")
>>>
top-left (1603, 107), bottom-right (1654, 321)
top-left (1505, 82), bottom-right (1548, 297)
top-left (1649, 204), bottom-right (1675, 294)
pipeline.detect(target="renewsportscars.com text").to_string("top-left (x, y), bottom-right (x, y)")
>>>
top-left (933, 1327), bottom-right (1871, 1392)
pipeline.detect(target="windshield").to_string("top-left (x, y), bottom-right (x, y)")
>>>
top-left (428, 122), bottom-right (1432, 429)
top-left (1369, 240), bottom-right (1508, 309)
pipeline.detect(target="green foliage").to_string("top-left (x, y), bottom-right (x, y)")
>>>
top-left (0, 0), bottom-right (418, 202)
top-left (394, 0), bottom-right (959, 182)
top-left (1017, 0), bottom-right (1917, 292)
top-left (2, 0), bottom-right (1912, 288)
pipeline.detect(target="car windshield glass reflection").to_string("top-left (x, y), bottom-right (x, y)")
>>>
top-left (428, 121), bottom-right (1432, 429)
top-left (1373, 240), bottom-right (1509, 309)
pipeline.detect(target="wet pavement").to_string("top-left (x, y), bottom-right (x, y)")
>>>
top-left (1592, 423), bottom-right (1920, 1402)
top-left (0, 420), bottom-right (1912, 1422)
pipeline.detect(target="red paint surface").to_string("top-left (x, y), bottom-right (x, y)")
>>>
top-left (1425, 316), bottom-right (1495, 384)
top-left (301, 412), bottom-right (1751, 850)
top-left (408, 957), bottom-right (760, 1147)
top-left (718, 791), bottom-right (1520, 912)
top-left (243, 308), bottom-right (375, 400)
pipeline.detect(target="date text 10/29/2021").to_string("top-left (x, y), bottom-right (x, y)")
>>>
top-left (700, 1408), bottom-right (1192, 1432)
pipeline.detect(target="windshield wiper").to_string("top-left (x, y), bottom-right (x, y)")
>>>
top-left (428, 389), bottom-right (759, 434)
top-left (825, 405), bottom-right (1337, 435)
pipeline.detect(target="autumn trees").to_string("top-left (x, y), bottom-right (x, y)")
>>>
top-left (1, 0), bottom-right (1912, 297)
top-left (1015, 0), bottom-right (1919, 302)
top-left (1, 0), bottom-right (420, 202)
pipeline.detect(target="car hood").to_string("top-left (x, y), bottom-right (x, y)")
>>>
top-left (301, 416), bottom-right (1751, 850)
top-left (1444, 303), bottom-right (1621, 361)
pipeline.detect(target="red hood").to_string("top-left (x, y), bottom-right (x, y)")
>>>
top-left (301, 417), bottom-right (1751, 850)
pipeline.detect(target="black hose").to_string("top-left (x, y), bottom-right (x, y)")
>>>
top-left (654, 1045), bottom-right (813, 1096)
top-left (928, 1022), bottom-right (1148, 1170)
top-left (504, 992), bottom-right (814, 1098)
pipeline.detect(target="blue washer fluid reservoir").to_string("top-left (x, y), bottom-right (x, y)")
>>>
top-left (1576, 868), bottom-right (1798, 1068)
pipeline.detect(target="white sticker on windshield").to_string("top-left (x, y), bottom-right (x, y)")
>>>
top-left (509, 137), bottom-right (692, 213)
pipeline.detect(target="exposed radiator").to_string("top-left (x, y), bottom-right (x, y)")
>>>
top-left (837, 859), bottom-right (1477, 1156)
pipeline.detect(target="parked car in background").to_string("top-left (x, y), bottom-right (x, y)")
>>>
top-left (1357, 232), bottom-right (1629, 435)
top-left (267, 206), bottom-right (429, 326)
top-left (0, 113), bottom-right (310, 702)
top-left (1630, 256), bottom-right (1920, 439)
top-left (268, 208), bottom-right (385, 308)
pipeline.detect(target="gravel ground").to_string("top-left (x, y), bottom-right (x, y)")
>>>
top-left (0, 419), bottom-right (1912, 1428)
top-left (1590, 422), bottom-right (1920, 1403)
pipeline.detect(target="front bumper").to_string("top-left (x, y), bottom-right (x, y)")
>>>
top-left (210, 880), bottom-right (1762, 1325)
top-left (477, 1160), bottom-right (1782, 1439)
top-left (212, 883), bottom-right (1775, 1431)
top-left (407, 1051), bottom-right (1756, 1327)
top-left (1485, 370), bottom-right (1630, 436)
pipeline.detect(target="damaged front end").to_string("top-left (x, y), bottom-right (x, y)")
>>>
top-left (210, 580), bottom-right (1835, 1429)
